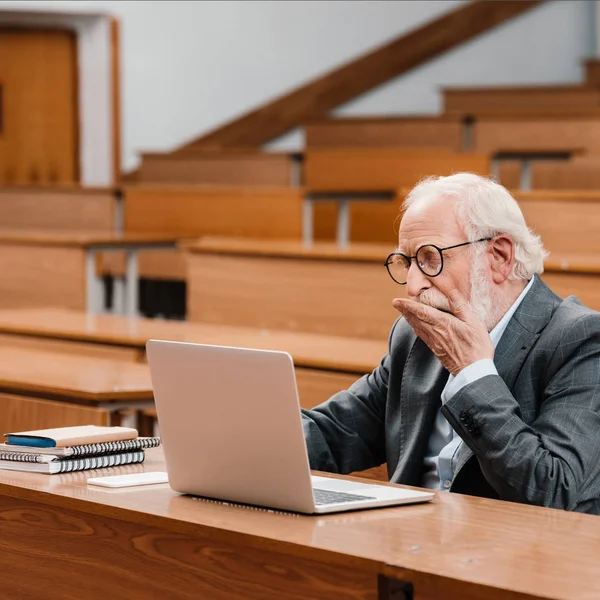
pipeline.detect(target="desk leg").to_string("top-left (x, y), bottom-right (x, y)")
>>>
top-left (125, 249), bottom-right (139, 318)
top-left (490, 157), bottom-right (500, 182)
top-left (112, 277), bottom-right (126, 315)
top-left (337, 199), bottom-right (350, 249)
top-left (85, 249), bottom-right (104, 314)
top-left (302, 197), bottom-right (314, 247)
top-left (520, 158), bottom-right (532, 191)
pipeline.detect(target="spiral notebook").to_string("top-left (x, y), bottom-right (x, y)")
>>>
top-left (0, 450), bottom-right (145, 474)
top-left (0, 437), bottom-right (160, 458)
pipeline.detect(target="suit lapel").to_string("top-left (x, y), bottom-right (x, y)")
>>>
top-left (391, 337), bottom-right (448, 484)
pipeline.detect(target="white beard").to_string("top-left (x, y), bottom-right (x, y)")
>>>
top-left (416, 254), bottom-right (503, 332)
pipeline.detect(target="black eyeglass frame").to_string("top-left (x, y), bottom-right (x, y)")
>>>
top-left (384, 237), bottom-right (493, 285)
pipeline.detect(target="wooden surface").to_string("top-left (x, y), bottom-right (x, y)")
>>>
top-left (541, 269), bottom-right (600, 312)
top-left (0, 29), bottom-right (78, 184)
top-left (177, 0), bottom-right (542, 149)
top-left (474, 116), bottom-right (600, 153)
top-left (0, 345), bottom-right (152, 403)
top-left (101, 185), bottom-right (304, 278)
top-left (0, 187), bottom-right (115, 231)
top-left (518, 197), bottom-right (600, 255)
top-left (304, 148), bottom-right (490, 192)
top-left (305, 116), bottom-right (463, 150)
top-left (185, 240), bottom-right (401, 340)
top-left (0, 332), bottom-right (142, 362)
top-left (585, 58), bottom-right (600, 86)
top-left (444, 85), bottom-right (600, 116)
top-left (0, 229), bottom-right (177, 247)
top-left (497, 160), bottom-right (521, 189)
top-left (183, 236), bottom-right (395, 261)
top-left (138, 151), bottom-right (296, 186)
top-left (0, 392), bottom-right (108, 435)
top-left (529, 155), bottom-right (600, 189)
top-left (0, 308), bottom-right (388, 374)
top-left (123, 185), bottom-right (303, 238)
top-left (0, 244), bottom-right (85, 310)
top-left (295, 367), bottom-right (360, 410)
top-left (1, 447), bottom-right (600, 599)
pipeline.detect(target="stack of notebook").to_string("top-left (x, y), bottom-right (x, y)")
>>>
top-left (0, 425), bottom-right (161, 474)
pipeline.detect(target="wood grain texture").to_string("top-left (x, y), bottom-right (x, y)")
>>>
top-left (138, 151), bottom-right (295, 186)
top-left (0, 345), bottom-right (152, 403)
top-left (0, 187), bottom-right (115, 231)
top-left (0, 392), bottom-right (108, 436)
top-left (0, 332), bottom-right (142, 362)
top-left (0, 493), bottom-right (379, 600)
top-left (295, 367), bottom-right (360, 409)
top-left (1, 448), bottom-right (600, 599)
top-left (185, 247), bottom-right (402, 340)
top-left (304, 148), bottom-right (490, 192)
top-left (101, 248), bottom-right (186, 280)
top-left (530, 155), bottom-right (600, 189)
top-left (0, 244), bottom-right (85, 310)
top-left (124, 185), bottom-right (303, 238)
top-left (178, 0), bottom-right (542, 148)
top-left (541, 270), bottom-right (600, 312)
top-left (0, 29), bottom-right (79, 184)
top-left (0, 308), bottom-right (388, 374)
top-left (444, 85), bottom-right (600, 116)
top-left (305, 117), bottom-right (463, 150)
top-left (497, 160), bottom-right (522, 189)
top-left (474, 117), bottom-right (600, 153)
top-left (518, 198), bottom-right (600, 255)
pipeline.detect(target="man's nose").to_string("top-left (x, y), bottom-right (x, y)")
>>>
top-left (406, 261), bottom-right (431, 298)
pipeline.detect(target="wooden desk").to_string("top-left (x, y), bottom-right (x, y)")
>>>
top-left (1, 447), bottom-right (599, 599)
top-left (542, 255), bottom-right (600, 312)
top-left (0, 345), bottom-right (153, 435)
top-left (0, 308), bottom-right (382, 413)
top-left (183, 238), bottom-right (402, 340)
top-left (0, 230), bottom-right (177, 316)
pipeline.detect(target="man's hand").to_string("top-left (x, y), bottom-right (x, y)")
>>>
top-left (392, 290), bottom-right (494, 376)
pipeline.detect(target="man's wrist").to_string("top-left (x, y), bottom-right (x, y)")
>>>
top-left (442, 359), bottom-right (498, 404)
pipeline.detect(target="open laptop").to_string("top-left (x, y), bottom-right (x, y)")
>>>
top-left (146, 340), bottom-right (434, 514)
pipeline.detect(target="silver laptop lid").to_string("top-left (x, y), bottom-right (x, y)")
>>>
top-left (146, 340), bottom-right (316, 513)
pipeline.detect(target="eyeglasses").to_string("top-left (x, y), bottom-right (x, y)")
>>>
top-left (384, 238), bottom-right (493, 285)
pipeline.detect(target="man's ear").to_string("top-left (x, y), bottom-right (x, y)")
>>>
top-left (489, 235), bottom-right (514, 284)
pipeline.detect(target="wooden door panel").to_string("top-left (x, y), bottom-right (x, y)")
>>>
top-left (0, 29), bottom-right (78, 184)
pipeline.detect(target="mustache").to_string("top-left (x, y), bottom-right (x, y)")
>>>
top-left (416, 289), bottom-right (451, 312)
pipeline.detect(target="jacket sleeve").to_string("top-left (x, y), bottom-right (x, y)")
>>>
top-left (442, 313), bottom-right (600, 510)
top-left (301, 320), bottom-right (401, 474)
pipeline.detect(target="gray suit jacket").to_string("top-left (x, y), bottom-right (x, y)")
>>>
top-left (302, 275), bottom-right (600, 514)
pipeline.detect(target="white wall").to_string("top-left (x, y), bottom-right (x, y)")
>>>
top-left (0, 0), bottom-right (596, 170)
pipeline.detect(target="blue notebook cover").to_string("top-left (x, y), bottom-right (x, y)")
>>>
top-left (5, 435), bottom-right (56, 448)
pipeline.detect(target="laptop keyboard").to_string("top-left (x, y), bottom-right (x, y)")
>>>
top-left (313, 488), bottom-right (377, 506)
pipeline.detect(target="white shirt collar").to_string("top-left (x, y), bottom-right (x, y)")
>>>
top-left (489, 277), bottom-right (535, 348)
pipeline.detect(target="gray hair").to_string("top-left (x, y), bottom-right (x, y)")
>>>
top-left (402, 172), bottom-right (547, 280)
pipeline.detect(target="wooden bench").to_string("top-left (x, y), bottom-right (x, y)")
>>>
top-left (137, 150), bottom-right (302, 186)
top-left (304, 116), bottom-right (464, 150)
top-left (514, 190), bottom-right (600, 256)
top-left (0, 345), bottom-right (153, 435)
top-left (0, 186), bottom-right (119, 231)
top-left (183, 237), bottom-right (402, 340)
top-left (303, 148), bottom-right (490, 245)
top-left (542, 257), bottom-right (600, 312)
top-left (528, 155), bottom-right (600, 189)
top-left (0, 307), bottom-right (386, 415)
top-left (101, 185), bottom-right (307, 281)
top-left (473, 113), bottom-right (600, 154)
top-left (444, 85), bottom-right (600, 116)
top-left (0, 230), bottom-right (176, 315)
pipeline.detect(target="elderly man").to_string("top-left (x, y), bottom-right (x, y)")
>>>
top-left (302, 173), bottom-right (600, 514)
